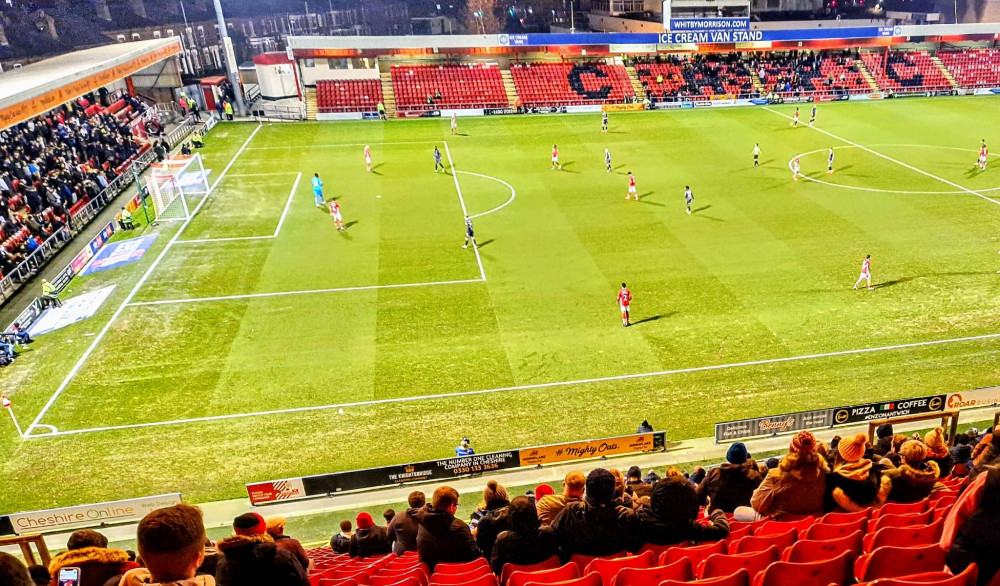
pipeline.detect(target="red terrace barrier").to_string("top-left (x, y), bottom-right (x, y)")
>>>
top-left (69, 196), bottom-right (92, 217)
top-left (106, 98), bottom-right (127, 115)
top-left (85, 104), bottom-right (102, 117)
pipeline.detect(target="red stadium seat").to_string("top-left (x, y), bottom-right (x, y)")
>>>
top-left (724, 526), bottom-right (753, 544)
top-left (870, 510), bottom-right (935, 533)
top-left (430, 574), bottom-right (497, 586)
top-left (637, 543), bottom-right (674, 560)
top-left (524, 575), bottom-right (602, 586)
top-left (874, 501), bottom-right (929, 518)
top-left (508, 564), bottom-right (580, 586)
top-left (821, 509), bottom-right (872, 525)
top-left (752, 550), bottom-right (854, 586)
top-left (732, 529), bottom-right (797, 554)
top-left (864, 520), bottom-right (945, 553)
top-left (319, 579), bottom-right (360, 586)
top-left (569, 553), bottom-right (626, 577)
top-left (866, 564), bottom-right (978, 586)
top-left (428, 566), bottom-right (492, 584)
top-left (783, 531), bottom-right (865, 562)
top-left (433, 558), bottom-right (490, 575)
top-left (805, 518), bottom-right (868, 541)
top-left (854, 545), bottom-right (948, 582)
top-left (660, 569), bottom-right (751, 586)
top-left (661, 540), bottom-right (727, 567)
top-left (613, 559), bottom-right (693, 586)
top-left (698, 545), bottom-right (781, 581)
top-left (376, 579), bottom-right (422, 586)
top-left (501, 557), bottom-right (561, 586)
top-left (756, 518), bottom-right (815, 537)
top-left (585, 551), bottom-right (655, 586)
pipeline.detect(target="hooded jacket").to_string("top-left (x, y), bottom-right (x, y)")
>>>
top-left (388, 508), bottom-right (422, 555)
top-left (416, 508), bottom-right (480, 571)
top-left (635, 477), bottom-right (729, 547)
top-left (48, 547), bottom-right (138, 586)
top-left (696, 462), bottom-right (764, 513)
top-left (885, 460), bottom-right (941, 503)
top-left (348, 525), bottom-right (392, 558)
top-left (475, 503), bottom-right (511, 564)
top-left (549, 496), bottom-right (636, 558)
top-left (750, 452), bottom-right (830, 520)
top-left (215, 534), bottom-right (308, 586)
top-left (119, 568), bottom-right (216, 586)
top-left (490, 499), bottom-right (559, 575)
top-left (824, 459), bottom-right (891, 512)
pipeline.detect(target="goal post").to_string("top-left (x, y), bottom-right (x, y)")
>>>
top-left (146, 154), bottom-right (210, 221)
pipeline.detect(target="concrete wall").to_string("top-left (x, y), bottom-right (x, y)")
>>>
top-left (256, 63), bottom-right (299, 100)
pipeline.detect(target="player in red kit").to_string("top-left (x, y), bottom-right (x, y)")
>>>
top-left (978, 140), bottom-right (988, 171)
top-left (551, 144), bottom-right (562, 170)
top-left (617, 283), bottom-right (632, 327)
top-left (626, 172), bottom-right (638, 201)
top-left (364, 145), bottom-right (372, 172)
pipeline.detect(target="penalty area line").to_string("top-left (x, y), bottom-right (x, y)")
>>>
top-left (764, 107), bottom-right (1000, 209)
top-left (22, 123), bottom-right (265, 438)
top-left (23, 331), bottom-right (1000, 438)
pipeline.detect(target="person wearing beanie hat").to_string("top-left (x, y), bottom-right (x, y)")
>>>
top-left (874, 423), bottom-right (895, 456)
top-left (625, 465), bottom-right (653, 499)
top-left (266, 517), bottom-right (312, 574)
top-left (696, 444), bottom-right (763, 514)
top-left (416, 486), bottom-right (480, 571)
top-left (216, 512), bottom-right (308, 586)
top-left (473, 480), bottom-right (513, 563)
top-left (738, 431), bottom-right (830, 521)
top-left (765, 457), bottom-right (780, 469)
top-left (549, 468), bottom-right (637, 556)
top-left (884, 440), bottom-right (943, 503)
top-left (349, 512), bottom-right (392, 558)
top-left (537, 471), bottom-right (586, 526)
top-left (388, 491), bottom-right (426, 555)
top-left (489, 496), bottom-right (559, 575)
top-left (824, 432), bottom-right (891, 512)
top-left (924, 427), bottom-right (954, 477)
top-left (535, 484), bottom-right (555, 501)
top-left (637, 476), bottom-right (730, 547)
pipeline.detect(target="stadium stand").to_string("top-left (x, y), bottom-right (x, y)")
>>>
top-left (754, 51), bottom-right (868, 96)
top-left (861, 50), bottom-right (952, 90)
top-left (390, 63), bottom-right (508, 111)
top-left (634, 61), bottom-right (688, 102)
top-left (510, 62), bottom-right (635, 107)
top-left (316, 79), bottom-right (384, 113)
top-left (937, 48), bottom-right (1000, 88)
top-left (677, 55), bottom-right (755, 97)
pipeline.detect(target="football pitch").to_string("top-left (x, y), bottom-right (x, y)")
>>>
top-left (2, 98), bottom-right (1000, 512)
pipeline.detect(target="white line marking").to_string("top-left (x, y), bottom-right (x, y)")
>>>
top-left (175, 172), bottom-right (302, 244)
top-left (224, 172), bottom-right (301, 178)
top-left (25, 331), bottom-right (1000, 438)
top-left (445, 142), bottom-right (487, 282)
top-left (23, 124), bottom-right (265, 438)
top-left (788, 145), bottom-right (1000, 195)
top-left (126, 278), bottom-right (484, 307)
top-left (246, 140), bottom-right (440, 151)
top-left (765, 107), bottom-right (1000, 208)
top-left (458, 171), bottom-right (517, 219)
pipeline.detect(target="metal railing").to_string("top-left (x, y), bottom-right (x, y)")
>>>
top-left (0, 115), bottom-right (208, 305)
top-left (255, 103), bottom-right (306, 121)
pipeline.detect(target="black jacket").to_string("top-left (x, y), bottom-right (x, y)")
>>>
top-left (550, 498), bottom-right (636, 558)
top-left (946, 467), bottom-right (1000, 586)
top-left (349, 525), bottom-right (393, 558)
top-left (416, 508), bottom-right (481, 570)
top-left (475, 505), bottom-right (511, 564)
top-left (389, 507), bottom-right (422, 555)
top-left (216, 534), bottom-right (308, 586)
top-left (696, 463), bottom-right (763, 513)
top-left (633, 505), bottom-right (729, 547)
top-left (491, 527), bottom-right (559, 575)
top-left (824, 460), bottom-right (891, 512)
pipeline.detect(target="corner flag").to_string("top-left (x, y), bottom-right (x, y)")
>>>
top-left (1, 395), bottom-right (10, 408)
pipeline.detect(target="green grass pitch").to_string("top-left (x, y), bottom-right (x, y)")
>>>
top-left (1, 98), bottom-right (999, 513)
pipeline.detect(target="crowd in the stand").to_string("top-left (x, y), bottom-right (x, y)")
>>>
top-left (1, 425), bottom-right (998, 586)
top-left (0, 92), bottom-right (146, 278)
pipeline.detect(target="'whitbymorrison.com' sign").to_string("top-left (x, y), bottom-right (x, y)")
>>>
top-left (5, 493), bottom-right (182, 535)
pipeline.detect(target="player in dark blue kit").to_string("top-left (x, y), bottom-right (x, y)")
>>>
top-left (462, 215), bottom-right (477, 249)
top-left (827, 148), bottom-right (835, 173)
top-left (602, 112), bottom-right (609, 134)
top-left (434, 146), bottom-right (445, 173)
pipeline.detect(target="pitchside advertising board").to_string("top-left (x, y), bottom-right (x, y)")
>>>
top-left (0, 494), bottom-right (182, 536)
top-left (248, 432), bottom-right (666, 505)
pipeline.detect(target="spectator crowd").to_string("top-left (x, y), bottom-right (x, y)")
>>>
top-left (0, 425), bottom-right (997, 586)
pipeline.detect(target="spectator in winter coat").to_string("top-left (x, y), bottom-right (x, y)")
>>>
top-left (550, 468), bottom-right (637, 558)
top-left (950, 436), bottom-right (973, 468)
top-left (215, 513), bottom-right (308, 586)
top-left (971, 429), bottom-right (994, 464)
top-left (389, 492), bottom-right (425, 555)
top-left (490, 497), bottom-right (558, 575)
top-left (635, 476), bottom-right (729, 548)
top-left (625, 466), bottom-right (653, 499)
top-left (885, 441), bottom-right (942, 503)
top-left (266, 518), bottom-right (312, 573)
top-left (942, 466), bottom-right (1000, 586)
top-left (697, 442), bottom-right (763, 513)
top-left (1, 553), bottom-right (32, 586)
top-left (740, 431), bottom-right (830, 520)
top-left (970, 433), bottom-right (1000, 480)
top-left (824, 433), bottom-right (891, 512)
top-left (473, 480), bottom-right (512, 563)
top-left (329, 521), bottom-right (352, 554)
top-left (48, 529), bottom-right (138, 586)
top-left (924, 427), bottom-right (954, 477)
top-left (348, 513), bottom-right (392, 558)
top-left (537, 471), bottom-right (586, 526)
top-left (417, 486), bottom-right (480, 571)
top-left (873, 423), bottom-right (895, 457)
top-left (118, 503), bottom-right (214, 586)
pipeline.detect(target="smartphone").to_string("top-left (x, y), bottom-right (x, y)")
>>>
top-left (58, 567), bottom-right (81, 586)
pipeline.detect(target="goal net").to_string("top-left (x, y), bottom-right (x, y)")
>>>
top-left (146, 154), bottom-right (210, 221)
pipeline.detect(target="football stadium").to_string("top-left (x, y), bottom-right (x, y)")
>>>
top-left (0, 1), bottom-right (999, 584)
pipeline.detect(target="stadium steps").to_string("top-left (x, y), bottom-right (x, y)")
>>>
top-left (501, 68), bottom-right (519, 108)
top-left (855, 59), bottom-right (882, 91)
top-left (379, 72), bottom-right (397, 118)
top-left (749, 69), bottom-right (765, 93)
top-left (304, 87), bottom-right (317, 121)
top-left (625, 66), bottom-right (647, 101)
top-left (930, 55), bottom-right (961, 88)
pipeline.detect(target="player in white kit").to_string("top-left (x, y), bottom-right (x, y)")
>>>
top-left (364, 145), bottom-right (372, 172)
top-left (854, 254), bottom-right (873, 290)
top-left (451, 113), bottom-right (458, 135)
top-left (792, 156), bottom-right (801, 181)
